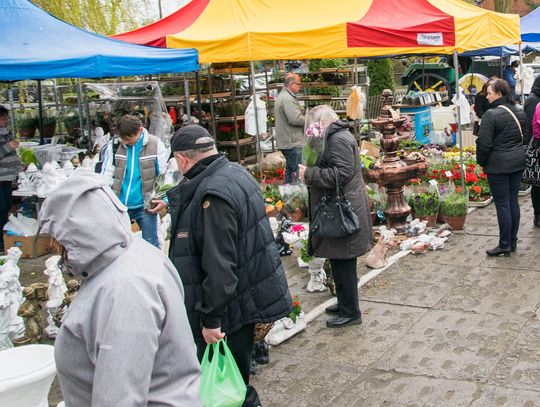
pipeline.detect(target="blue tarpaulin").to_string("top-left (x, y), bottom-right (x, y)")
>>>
top-left (0, 0), bottom-right (198, 81)
top-left (461, 7), bottom-right (540, 57)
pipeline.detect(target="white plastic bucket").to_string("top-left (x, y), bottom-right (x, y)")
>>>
top-left (0, 344), bottom-right (56, 407)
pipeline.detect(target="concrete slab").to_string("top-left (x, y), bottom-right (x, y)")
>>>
top-left (374, 310), bottom-right (525, 382)
top-left (435, 267), bottom-right (540, 318)
top-left (329, 369), bottom-right (478, 407)
top-left (471, 385), bottom-right (540, 407)
top-left (488, 319), bottom-right (540, 392)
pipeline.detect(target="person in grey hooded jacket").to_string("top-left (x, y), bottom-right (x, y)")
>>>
top-left (38, 170), bottom-right (201, 407)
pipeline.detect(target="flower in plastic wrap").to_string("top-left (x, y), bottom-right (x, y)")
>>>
top-left (144, 170), bottom-right (183, 209)
top-left (302, 122), bottom-right (324, 167)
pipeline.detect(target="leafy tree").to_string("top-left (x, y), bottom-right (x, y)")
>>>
top-left (367, 59), bottom-right (395, 96)
top-left (32, 0), bottom-right (151, 35)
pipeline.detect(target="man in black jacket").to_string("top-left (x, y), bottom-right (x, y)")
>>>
top-left (167, 125), bottom-right (292, 395)
top-left (523, 76), bottom-right (540, 226)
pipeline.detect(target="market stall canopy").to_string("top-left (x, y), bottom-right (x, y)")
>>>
top-left (461, 6), bottom-right (540, 57)
top-left (113, 0), bottom-right (520, 63)
top-left (521, 6), bottom-right (540, 43)
top-left (0, 0), bottom-right (199, 81)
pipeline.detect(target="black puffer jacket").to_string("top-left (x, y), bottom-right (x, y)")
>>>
top-left (523, 76), bottom-right (540, 144)
top-left (476, 97), bottom-right (526, 174)
top-left (304, 120), bottom-right (373, 259)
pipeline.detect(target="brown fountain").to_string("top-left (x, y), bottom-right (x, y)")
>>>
top-left (363, 89), bottom-right (429, 232)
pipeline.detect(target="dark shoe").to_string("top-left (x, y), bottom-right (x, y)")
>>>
top-left (325, 303), bottom-right (339, 314)
top-left (326, 316), bottom-right (362, 328)
top-left (486, 246), bottom-right (511, 257)
top-left (534, 217), bottom-right (540, 228)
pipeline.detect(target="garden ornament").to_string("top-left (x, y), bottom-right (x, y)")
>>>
top-left (306, 257), bottom-right (327, 292)
top-left (43, 255), bottom-right (67, 338)
top-left (366, 237), bottom-right (389, 269)
top-left (12, 285), bottom-right (44, 346)
top-left (0, 247), bottom-right (24, 350)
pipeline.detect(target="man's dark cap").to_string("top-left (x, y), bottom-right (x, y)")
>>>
top-left (171, 125), bottom-right (215, 152)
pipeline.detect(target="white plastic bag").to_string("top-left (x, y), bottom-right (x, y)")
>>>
top-left (3, 214), bottom-right (39, 237)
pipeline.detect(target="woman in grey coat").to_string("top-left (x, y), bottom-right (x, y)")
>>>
top-left (299, 106), bottom-right (372, 328)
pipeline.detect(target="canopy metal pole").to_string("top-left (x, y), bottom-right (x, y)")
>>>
top-left (453, 51), bottom-right (465, 191)
top-left (519, 43), bottom-right (525, 105)
top-left (37, 80), bottom-right (44, 145)
top-left (8, 89), bottom-right (15, 137)
top-left (195, 71), bottom-right (202, 122)
top-left (183, 75), bottom-right (191, 123)
top-left (76, 79), bottom-right (84, 140)
top-left (207, 66), bottom-right (216, 138)
top-left (353, 58), bottom-right (360, 141)
top-left (250, 61), bottom-right (263, 179)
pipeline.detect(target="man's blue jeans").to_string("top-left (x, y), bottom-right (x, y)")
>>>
top-left (128, 207), bottom-right (160, 248)
top-left (281, 148), bottom-right (302, 184)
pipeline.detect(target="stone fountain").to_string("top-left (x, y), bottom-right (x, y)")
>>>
top-left (363, 90), bottom-right (429, 232)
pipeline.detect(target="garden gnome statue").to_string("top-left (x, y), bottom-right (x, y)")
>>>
top-left (12, 285), bottom-right (44, 345)
top-left (0, 247), bottom-right (24, 350)
top-left (44, 255), bottom-right (67, 338)
top-left (306, 257), bottom-right (327, 292)
top-left (54, 279), bottom-right (80, 327)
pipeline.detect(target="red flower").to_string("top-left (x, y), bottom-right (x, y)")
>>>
top-left (479, 172), bottom-right (487, 179)
top-left (473, 186), bottom-right (481, 194)
top-left (456, 186), bottom-right (463, 193)
top-left (292, 301), bottom-right (300, 308)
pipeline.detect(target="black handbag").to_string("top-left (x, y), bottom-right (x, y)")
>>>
top-left (310, 167), bottom-right (361, 239)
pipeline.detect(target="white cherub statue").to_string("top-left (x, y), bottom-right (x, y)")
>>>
top-left (44, 255), bottom-right (67, 338)
top-left (307, 257), bottom-right (327, 292)
top-left (17, 163), bottom-right (39, 192)
top-left (0, 247), bottom-right (24, 350)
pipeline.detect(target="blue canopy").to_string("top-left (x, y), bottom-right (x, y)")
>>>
top-left (461, 7), bottom-right (540, 57)
top-left (521, 6), bottom-right (540, 43)
top-left (0, 0), bottom-right (198, 81)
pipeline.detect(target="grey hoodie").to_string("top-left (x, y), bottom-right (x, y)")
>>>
top-left (39, 170), bottom-right (201, 407)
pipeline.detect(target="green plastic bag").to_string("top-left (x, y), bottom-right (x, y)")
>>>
top-left (200, 340), bottom-right (247, 407)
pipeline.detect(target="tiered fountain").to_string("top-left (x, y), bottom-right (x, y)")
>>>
top-left (363, 90), bottom-right (429, 232)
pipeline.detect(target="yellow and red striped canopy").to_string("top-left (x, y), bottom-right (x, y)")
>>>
top-left (114, 0), bottom-right (520, 63)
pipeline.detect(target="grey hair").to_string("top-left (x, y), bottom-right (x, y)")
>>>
top-left (284, 74), bottom-right (299, 87)
top-left (178, 138), bottom-right (217, 159)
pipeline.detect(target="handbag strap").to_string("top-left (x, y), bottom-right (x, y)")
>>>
top-left (498, 105), bottom-right (523, 140)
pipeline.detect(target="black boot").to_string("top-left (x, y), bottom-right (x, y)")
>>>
top-left (534, 216), bottom-right (540, 228)
top-left (486, 246), bottom-right (511, 257)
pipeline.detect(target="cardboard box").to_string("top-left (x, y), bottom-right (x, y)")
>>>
top-left (3, 233), bottom-right (51, 259)
top-left (359, 140), bottom-right (381, 158)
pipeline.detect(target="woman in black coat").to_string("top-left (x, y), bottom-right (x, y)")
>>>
top-left (476, 79), bottom-right (526, 256)
top-left (298, 105), bottom-right (372, 328)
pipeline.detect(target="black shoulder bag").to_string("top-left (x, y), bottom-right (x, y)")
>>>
top-left (309, 167), bottom-right (361, 239)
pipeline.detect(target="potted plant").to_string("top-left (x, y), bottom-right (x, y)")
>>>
top-left (17, 116), bottom-right (38, 138)
top-left (40, 116), bottom-right (57, 138)
top-left (440, 188), bottom-right (468, 230)
top-left (411, 186), bottom-right (440, 227)
top-left (64, 114), bottom-right (83, 137)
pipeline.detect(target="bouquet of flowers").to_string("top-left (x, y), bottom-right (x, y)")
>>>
top-left (144, 166), bottom-right (183, 209)
top-left (302, 122), bottom-right (325, 166)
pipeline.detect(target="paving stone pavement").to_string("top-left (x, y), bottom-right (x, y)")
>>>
top-left (252, 196), bottom-right (540, 406)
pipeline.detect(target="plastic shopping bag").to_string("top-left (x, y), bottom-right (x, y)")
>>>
top-left (200, 340), bottom-right (247, 407)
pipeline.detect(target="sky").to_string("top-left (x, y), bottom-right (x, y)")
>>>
top-left (158, 0), bottom-right (190, 18)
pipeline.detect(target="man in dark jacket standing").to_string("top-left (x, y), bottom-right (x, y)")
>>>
top-left (167, 126), bottom-right (292, 397)
top-left (523, 76), bottom-right (540, 226)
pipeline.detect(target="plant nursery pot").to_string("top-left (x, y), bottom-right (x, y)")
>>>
top-left (18, 127), bottom-right (36, 138)
top-left (417, 214), bottom-right (437, 228)
top-left (444, 215), bottom-right (467, 230)
top-left (40, 125), bottom-right (56, 138)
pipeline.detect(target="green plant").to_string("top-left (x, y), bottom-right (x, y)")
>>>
top-left (17, 116), bottom-right (38, 129)
top-left (64, 114), bottom-right (81, 129)
top-left (412, 189), bottom-right (440, 216)
top-left (440, 191), bottom-right (468, 217)
top-left (367, 59), bottom-right (396, 96)
top-left (42, 116), bottom-right (57, 127)
top-left (300, 240), bottom-right (312, 264)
